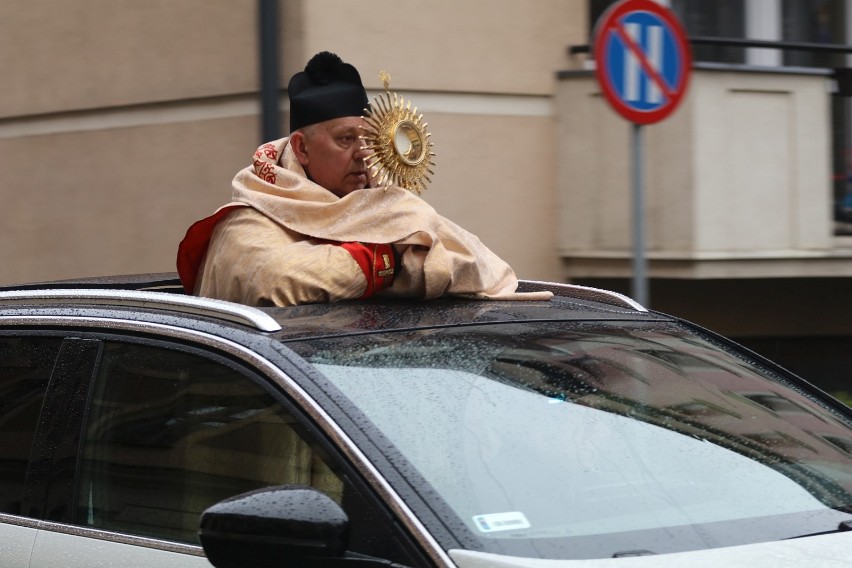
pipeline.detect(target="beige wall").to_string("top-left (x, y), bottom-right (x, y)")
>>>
top-left (298, 0), bottom-right (583, 95)
top-left (422, 112), bottom-right (559, 280)
top-left (692, 70), bottom-right (832, 254)
top-left (0, 0), bottom-right (585, 286)
top-left (0, 1), bottom-right (257, 116)
top-left (556, 66), bottom-right (847, 279)
top-left (0, 118), bottom-right (256, 283)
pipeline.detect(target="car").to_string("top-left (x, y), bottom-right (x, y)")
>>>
top-left (1, 274), bottom-right (851, 568)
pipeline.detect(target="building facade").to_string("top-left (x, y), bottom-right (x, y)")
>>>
top-left (1, 0), bottom-right (850, 389)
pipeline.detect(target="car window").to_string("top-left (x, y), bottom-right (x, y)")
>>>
top-left (0, 336), bottom-right (62, 516)
top-left (76, 340), bottom-right (341, 544)
top-left (289, 321), bottom-right (852, 560)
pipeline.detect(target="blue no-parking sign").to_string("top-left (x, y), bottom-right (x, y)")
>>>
top-left (594, 0), bottom-right (692, 124)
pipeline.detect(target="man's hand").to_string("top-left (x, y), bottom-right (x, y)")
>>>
top-left (334, 242), bottom-right (398, 299)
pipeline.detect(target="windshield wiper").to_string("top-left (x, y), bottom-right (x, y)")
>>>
top-left (612, 550), bottom-right (656, 557)
top-left (786, 520), bottom-right (852, 539)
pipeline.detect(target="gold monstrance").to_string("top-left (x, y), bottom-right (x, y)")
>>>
top-left (361, 71), bottom-right (435, 193)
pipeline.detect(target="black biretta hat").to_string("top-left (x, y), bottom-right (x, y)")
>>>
top-left (288, 51), bottom-right (369, 132)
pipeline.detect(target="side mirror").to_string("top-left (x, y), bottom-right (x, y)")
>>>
top-left (199, 485), bottom-right (349, 568)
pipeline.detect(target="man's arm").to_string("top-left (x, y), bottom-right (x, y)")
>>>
top-left (320, 241), bottom-right (398, 299)
top-left (196, 208), bottom-right (396, 307)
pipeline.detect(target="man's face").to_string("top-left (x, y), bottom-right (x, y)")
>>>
top-left (293, 116), bottom-right (369, 198)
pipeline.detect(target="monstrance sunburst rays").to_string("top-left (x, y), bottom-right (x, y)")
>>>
top-left (361, 73), bottom-right (435, 193)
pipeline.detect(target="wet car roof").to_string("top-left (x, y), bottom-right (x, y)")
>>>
top-left (0, 273), bottom-right (672, 342)
top-left (264, 295), bottom-right (670, 342)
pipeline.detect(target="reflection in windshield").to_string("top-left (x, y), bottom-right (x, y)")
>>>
top-left (291, 322), bottom-right (852, 559)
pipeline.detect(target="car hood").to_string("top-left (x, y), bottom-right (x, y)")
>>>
top-left (449, 530), bottom-right (852, 567)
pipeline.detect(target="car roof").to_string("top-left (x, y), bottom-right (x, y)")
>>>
top-left (0, 273), bottom-right (672, 341)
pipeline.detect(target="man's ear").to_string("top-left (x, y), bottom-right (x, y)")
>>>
top-left (290, 131), bottom-right (310, 167)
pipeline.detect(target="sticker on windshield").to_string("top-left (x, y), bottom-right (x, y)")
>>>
top-left (473, 512), bottom-right (531, 533)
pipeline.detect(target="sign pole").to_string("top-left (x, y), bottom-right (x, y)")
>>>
top-left (593, 0), bottom-right (692, 308)
top-left (631, 123), bottom-right (648, 306)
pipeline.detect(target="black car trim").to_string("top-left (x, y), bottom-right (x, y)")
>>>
top-left (3, 331), bottom-right (109, 527)
top-left (41, 338), bottom-right (102, 523)
top-left (273, 313), bottom-right (671, 344)
top-left (0, 314), bottom-right (455, 568)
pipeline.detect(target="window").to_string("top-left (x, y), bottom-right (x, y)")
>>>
top-left (76, 341), bottom-right (341, 544)
top-left (779, 0), bottom-right (852, 234)
top-left (822, 434), bottom-right (852, 454)
top-left (671, 0), bottom-right (746, 63)
top-left (741, 392), bottom-right (822, 416)
top-left (782, 0), bottom-right (846, 68)
top-left (0, 336), bottom-right (62, 515)
top-left (589, 0), bottom-right (746, 64)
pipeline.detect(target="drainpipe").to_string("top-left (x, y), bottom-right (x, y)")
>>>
top-left (258, 0), bottom-right (281, 143)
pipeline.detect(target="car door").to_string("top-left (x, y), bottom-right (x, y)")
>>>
top-left (24, 328), bottom-right (425, 568)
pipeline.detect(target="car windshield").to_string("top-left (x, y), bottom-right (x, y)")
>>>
top-left (287, 320), bottom-right (852, 560)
